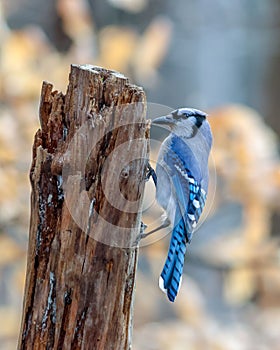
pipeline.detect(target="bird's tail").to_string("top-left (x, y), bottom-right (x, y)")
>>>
top-left (159, 217), bottom-right (187, 302)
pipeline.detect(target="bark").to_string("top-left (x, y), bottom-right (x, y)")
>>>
top-left (18, 64), bottom-right (148, 350)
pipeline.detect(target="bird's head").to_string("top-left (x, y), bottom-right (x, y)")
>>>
top-left (152, 108), bottom-right (208, 138)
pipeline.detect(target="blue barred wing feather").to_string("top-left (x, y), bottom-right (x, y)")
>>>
top-left (159, 149), bottom-right (207, 302)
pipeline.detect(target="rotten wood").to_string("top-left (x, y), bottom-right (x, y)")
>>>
top-left (18, 64), bottom-right (149, 350)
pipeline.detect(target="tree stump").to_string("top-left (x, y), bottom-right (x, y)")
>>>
top-left (18, 64), bottom-right (149, 349)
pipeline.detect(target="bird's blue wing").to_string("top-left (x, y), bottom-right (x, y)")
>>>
top-left (159, 149), bottom-right (207, 302)
top-left (169, 150), bottom-right (207, 239)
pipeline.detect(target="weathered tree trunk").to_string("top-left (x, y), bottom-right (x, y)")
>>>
top-left (18, 64), bottom-right (148, 349)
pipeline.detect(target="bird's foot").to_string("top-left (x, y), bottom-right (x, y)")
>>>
top-left (145, 162), bottom-right (157, 186)
top-left (135, 217), bottom-right (171, 244)
top-left (140, 221), bottom-right (147, 233)
top-left (134, 221), bottom-right (148, 245)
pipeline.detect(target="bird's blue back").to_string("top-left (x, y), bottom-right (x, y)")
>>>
top-left (159, 134), bottom-right (208, 302)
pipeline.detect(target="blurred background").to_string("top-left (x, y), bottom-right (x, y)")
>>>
top-left (1, 0), bottom-right (280, 349)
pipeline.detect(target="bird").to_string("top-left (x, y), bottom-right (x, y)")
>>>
top-left (149, 108), bottom-right (213, 302)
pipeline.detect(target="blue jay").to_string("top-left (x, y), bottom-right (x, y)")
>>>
top-left (147, 108), bottom-right (213, 302)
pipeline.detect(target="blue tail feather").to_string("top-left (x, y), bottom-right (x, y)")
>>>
top-left (159, 217), bottom-right (187, 302)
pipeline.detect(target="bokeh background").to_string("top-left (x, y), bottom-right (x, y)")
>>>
top-left (1, 0), bottom-right (280, 349)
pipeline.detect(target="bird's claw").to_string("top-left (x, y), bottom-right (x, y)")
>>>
top-left (145, 162), bottom-right (157, 186)
top-left (134, 221), bottom-right (147, 245)
top-left (134, 218), bottom-right (171, 245)
top-left (140, 221), bottom-right (147, 233)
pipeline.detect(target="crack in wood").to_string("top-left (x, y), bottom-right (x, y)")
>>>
top-left (41, 271), bottom-right (56, 330)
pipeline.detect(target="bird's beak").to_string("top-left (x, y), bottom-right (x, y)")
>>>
top-left (152, 114), bottom-right (174, 126)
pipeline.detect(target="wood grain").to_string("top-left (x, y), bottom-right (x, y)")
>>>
top-left (18, 64), bottom-right (148, 350)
